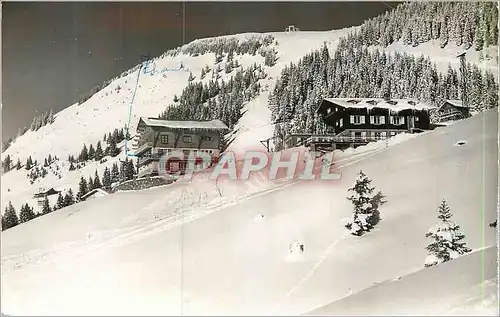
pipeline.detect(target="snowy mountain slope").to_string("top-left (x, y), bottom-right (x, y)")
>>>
top-left (1, 108), bottom-right (497, 315)
top-left (0, 28), bottom-right (352, 213)
top-left (306, 246), bottom-right (498, 316)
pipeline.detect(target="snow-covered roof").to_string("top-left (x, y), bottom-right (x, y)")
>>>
top-left (321, 98), bottom-right (436, 111)
top-left (80, 188), bottom-right (110, 201)
top-left (444, 100), bottom-right (467, 109)
top-left (139, 117), bottom-right (229, 131)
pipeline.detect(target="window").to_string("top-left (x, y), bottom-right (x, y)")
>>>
top-left (390, 116), bottom-right (405, 125)
top-left (158, 149), bottom-right (166, 157)
top-left (160, 135), bottom-right (169, 144)
top-left (183, 135), bottom-right (192, 143)
top-left (390, 132), bottom-right (396, 137)
top-left (339, 118), bottom-right (343, 127)
top-left (350, 115), bottom-right (365, 125)
top-left (370, 116), bottom-right (385, 125)
top-left (327, 108), bottom-right (331, 114)
top-left (361, 131), bottom-right (367, 139)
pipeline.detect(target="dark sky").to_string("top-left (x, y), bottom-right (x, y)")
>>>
top-left (2, 2), bottom-right (395, 141)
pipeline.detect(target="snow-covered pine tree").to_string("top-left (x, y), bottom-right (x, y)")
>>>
top-left (64, 189), bottom-right (75, 206)
top-left (424, 200), bottom-right (471, 267)
top-left (77, 177), bottom-right (88, 201)
top-left (3, 155), bottom-right (11, 171)
top-left (102, 166), bottom-right (112, 190)
top-left (345, 170), bottom-right (385, 236)
top-left (80, 144), bottom-right (89, 162)
top-left (95, 141), bottom-right (104, 161)
top-left (19, 203), bottom-right (36, 223)
top-left (111, 163), bottom-right (120, 183)
top-left (88, 144), bottom-right (95, 160)
top-left (56, 193), bottom-right (65, 209)
top-left (25, 156), bottom-right (32, 170)
top-left (88, 175), bottom-right (94, 191)
top-left (16, 158), bottom-right (21, 170)
top-left (2, 202), bottom-right (19, 230)
top-left (42, 196), bottom-right (52, 215)
top-left (125, 160), bottom-right (135, 180)
top-left (93, 170), bottom-right (102, 188)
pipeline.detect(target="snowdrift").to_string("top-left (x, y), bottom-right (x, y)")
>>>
top-left (306, 246), bottom-right (498, 316)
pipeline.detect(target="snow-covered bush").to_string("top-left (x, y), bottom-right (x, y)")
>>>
top-left (424, 200), bottom-right (471, 267)
top-left (345, 170), bottom-right (386, 236)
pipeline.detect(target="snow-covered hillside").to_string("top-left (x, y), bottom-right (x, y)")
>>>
top-left (1, 26), bottom-right (497, 214)
top-left (1, 108), bottom-right (497, 315)
top-left (306, 246), bottom-right (498, 315)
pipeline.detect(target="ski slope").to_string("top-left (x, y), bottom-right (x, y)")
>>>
top-left (1, 109), bottom-right (497, 315)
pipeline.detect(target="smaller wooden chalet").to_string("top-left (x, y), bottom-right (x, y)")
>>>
top-left (33, 188), bottom-right (60, 198)
top-left (433, 100), bottom-right (470, 122)
top-left (133, 117), bottom-right (229, 177)
top-left (311, 98), bottom-right (436, 150)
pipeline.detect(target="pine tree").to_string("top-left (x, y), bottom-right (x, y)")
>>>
top-left (25, 156), bottom-right (32, 170)
top-left (2, 201), bottom-right (19, 230)
top-left (64, 189), bottom-right (75, 206)
top-left (93, 170), bottom-right (102, 188)
top-left (111, 163), bottom-right (120, 183)
top-left (42, 196), bottom-right (52, 214)
top-left (188, 72), bottom-right (195, 82)
top-left (80, 144), bottom-right (89, 162)
top-left (345, 170), bottom-right (386, 236)
top-left (102, 166), bottom-right (112, 190)
top-left (88, 175), bottom-right (94, 191)
top-left (77, 177), bottom-right (88, 201)
top-left (95, 141), bottom-right (104, 161)
top-left (19, 203), bottom-right (36, 223)
top-left (88, 144), bottom-right (95, 160)
top-left (16, 158), bottom-right (21, 170)
top-left (56, 193), bottom-right (65, 209)
top-left (107, 138), bottom-right (119, 157)
top-left (69, 161), bottom-right (76, 171)
top-left (119, 160), bottom-right (127, 182)
top-left (3, 155), bottom-right (11, 171)
top-left (125, 160), bottom-right (135, 180)
top-left (425, 200), bottom-right (472, 267)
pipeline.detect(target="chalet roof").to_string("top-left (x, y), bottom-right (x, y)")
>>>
top-left (443, 100), bottom-right (468, 109)
top-left (33, 188), bottom-right (61, 198)
top-left (138, 117), bottom-right (229, 131)
top-left (320, 98), bottom-right (435, 112)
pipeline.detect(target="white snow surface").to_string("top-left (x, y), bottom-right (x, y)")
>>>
top-left (1, 109), bottom-right (497, 315)
top-left (306, 246), bottom-right (498, 316)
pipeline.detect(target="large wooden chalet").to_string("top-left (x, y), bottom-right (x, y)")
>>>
top-left (432, 99), bottom-right (470, 123)
top-left (286, 98), bottom-right (436, 152)
top-left (133, 117), bottom-right (229, 177)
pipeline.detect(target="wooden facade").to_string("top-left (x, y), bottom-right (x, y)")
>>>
top-left (434, 100), bottom-right (470, 122)
top-left (285, 98), bottom-right (436, 151)
top-left (133, 117), bottom-right (229, 178)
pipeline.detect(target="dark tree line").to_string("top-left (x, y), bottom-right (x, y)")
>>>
top-left (269, 37), bottom-right (498, 149)
top-left (165, 34), bottom-right (275, 58)
top-left (159, 64), bottom-right (265, 130)
top-left (357, 2), bottom-right (498, 50)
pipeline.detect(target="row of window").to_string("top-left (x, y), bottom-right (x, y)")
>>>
top-left (337, 115), bottom-right (414, 127)
top-left (350, 131), bottom-right (399, 139)
top-left (159, 134), bottom-right (214, 144)
top-left (156, 148), bottom-right (216, 156)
